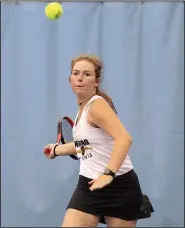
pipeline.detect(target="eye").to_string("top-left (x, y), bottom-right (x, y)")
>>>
top-left (85, 73), bottom-right (90, 77)
top-left (72, 72), bottom-right (78, 76)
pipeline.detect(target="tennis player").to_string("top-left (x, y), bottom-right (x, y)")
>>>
top-left (44, 54), bottom-right (154, 227)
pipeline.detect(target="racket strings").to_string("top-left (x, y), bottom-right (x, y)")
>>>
top-left (62, 119), bottom-right (73, 143)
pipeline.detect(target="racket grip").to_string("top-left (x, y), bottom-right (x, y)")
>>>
top-left (44, 148), bottom-right (51, 156)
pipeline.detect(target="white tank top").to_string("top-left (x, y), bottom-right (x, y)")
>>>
top-left (73, 95), bottom-right (133, 179)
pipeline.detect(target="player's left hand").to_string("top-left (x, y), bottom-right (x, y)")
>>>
top-left (88, 174), bottom-right (114, 191)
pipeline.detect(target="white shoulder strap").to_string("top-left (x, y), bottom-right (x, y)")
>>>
top-left (84, 95), bottom-right (103, 119)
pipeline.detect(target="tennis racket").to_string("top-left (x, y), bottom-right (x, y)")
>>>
top-left (44, 116), bottom-right (78, 160)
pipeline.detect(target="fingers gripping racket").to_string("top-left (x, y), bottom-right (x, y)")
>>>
top-left (45, 116), bottom-right (78, 160)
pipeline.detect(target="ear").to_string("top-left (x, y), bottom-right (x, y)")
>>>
top-left (95, 78), bottom-right (100, 87)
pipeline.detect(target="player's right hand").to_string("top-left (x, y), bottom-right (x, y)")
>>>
top-left (43, 143), bottom-right (58, 159)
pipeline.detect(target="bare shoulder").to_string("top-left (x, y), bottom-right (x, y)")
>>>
top-left (88, 98), bottom-right (132, 140)
top-left (89, 98), bottom-right (116, 119)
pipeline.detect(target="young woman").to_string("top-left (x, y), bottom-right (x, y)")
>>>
top-left (44, 54), bottom-right (154, 227)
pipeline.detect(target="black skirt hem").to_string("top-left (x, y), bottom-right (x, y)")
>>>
top-left (66, 206), bottom-right (140, 224)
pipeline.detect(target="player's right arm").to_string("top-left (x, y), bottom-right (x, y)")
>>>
top-left (55, 142), bottom-right (77, 156)
top-left (43, 142), bottom-right (77, 158)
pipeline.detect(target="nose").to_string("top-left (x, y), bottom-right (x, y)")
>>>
top-left (77, 73), bottom-right (83, 81)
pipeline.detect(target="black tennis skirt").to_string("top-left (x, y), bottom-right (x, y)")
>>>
top-left (66, 169), bottom-right (154, 224)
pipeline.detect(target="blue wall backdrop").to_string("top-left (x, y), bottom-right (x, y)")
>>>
top-left (1, 2), bottom-right (184, 227)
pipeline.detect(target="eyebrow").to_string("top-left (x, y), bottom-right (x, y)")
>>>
top-left (72, 70), bottom-right (92, 73)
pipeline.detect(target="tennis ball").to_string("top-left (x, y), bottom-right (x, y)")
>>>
top-left (45, 2), bottom-right (63, 20)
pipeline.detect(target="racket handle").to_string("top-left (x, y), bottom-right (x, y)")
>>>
top-left (44, 148), bottom-right (51, 156)
top-left (70, 155), bottom-right (79, 160)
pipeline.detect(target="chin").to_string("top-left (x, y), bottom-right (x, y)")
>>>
top-left (74, 90), bottom-right (85, 96)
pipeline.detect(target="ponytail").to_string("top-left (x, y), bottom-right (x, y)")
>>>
top-left (96, 88), bottom-right (117, 114)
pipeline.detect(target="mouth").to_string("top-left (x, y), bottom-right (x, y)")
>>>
top-left (75, 86), bottom-right (85, 88)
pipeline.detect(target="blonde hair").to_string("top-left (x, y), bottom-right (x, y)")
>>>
top-left (71, 54), bottom-right (117, 113)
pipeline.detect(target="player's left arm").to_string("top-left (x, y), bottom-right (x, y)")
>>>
top-left (89, 98), bottom-right (132, 174)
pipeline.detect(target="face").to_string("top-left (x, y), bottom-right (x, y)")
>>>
top-left (70, 60), bottom-right (99, 98)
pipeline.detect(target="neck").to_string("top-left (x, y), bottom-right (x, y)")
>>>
top-left (78, 93), bottom-right (96, 106)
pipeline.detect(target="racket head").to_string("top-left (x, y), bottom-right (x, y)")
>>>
top-left (57, 117), bottom-right (63, 143)
top-left (59, 116), bottom-right (78, 160)
top-left (43, 118), bottom-right (63, 157)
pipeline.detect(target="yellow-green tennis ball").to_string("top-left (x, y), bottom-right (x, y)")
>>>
top-left (45, 2), bottom-right (63, 20)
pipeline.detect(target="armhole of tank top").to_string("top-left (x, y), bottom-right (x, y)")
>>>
top-left (84, 97), bottom-right (103, 128)
top-left (74, 110), bottom-right (79, 126)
